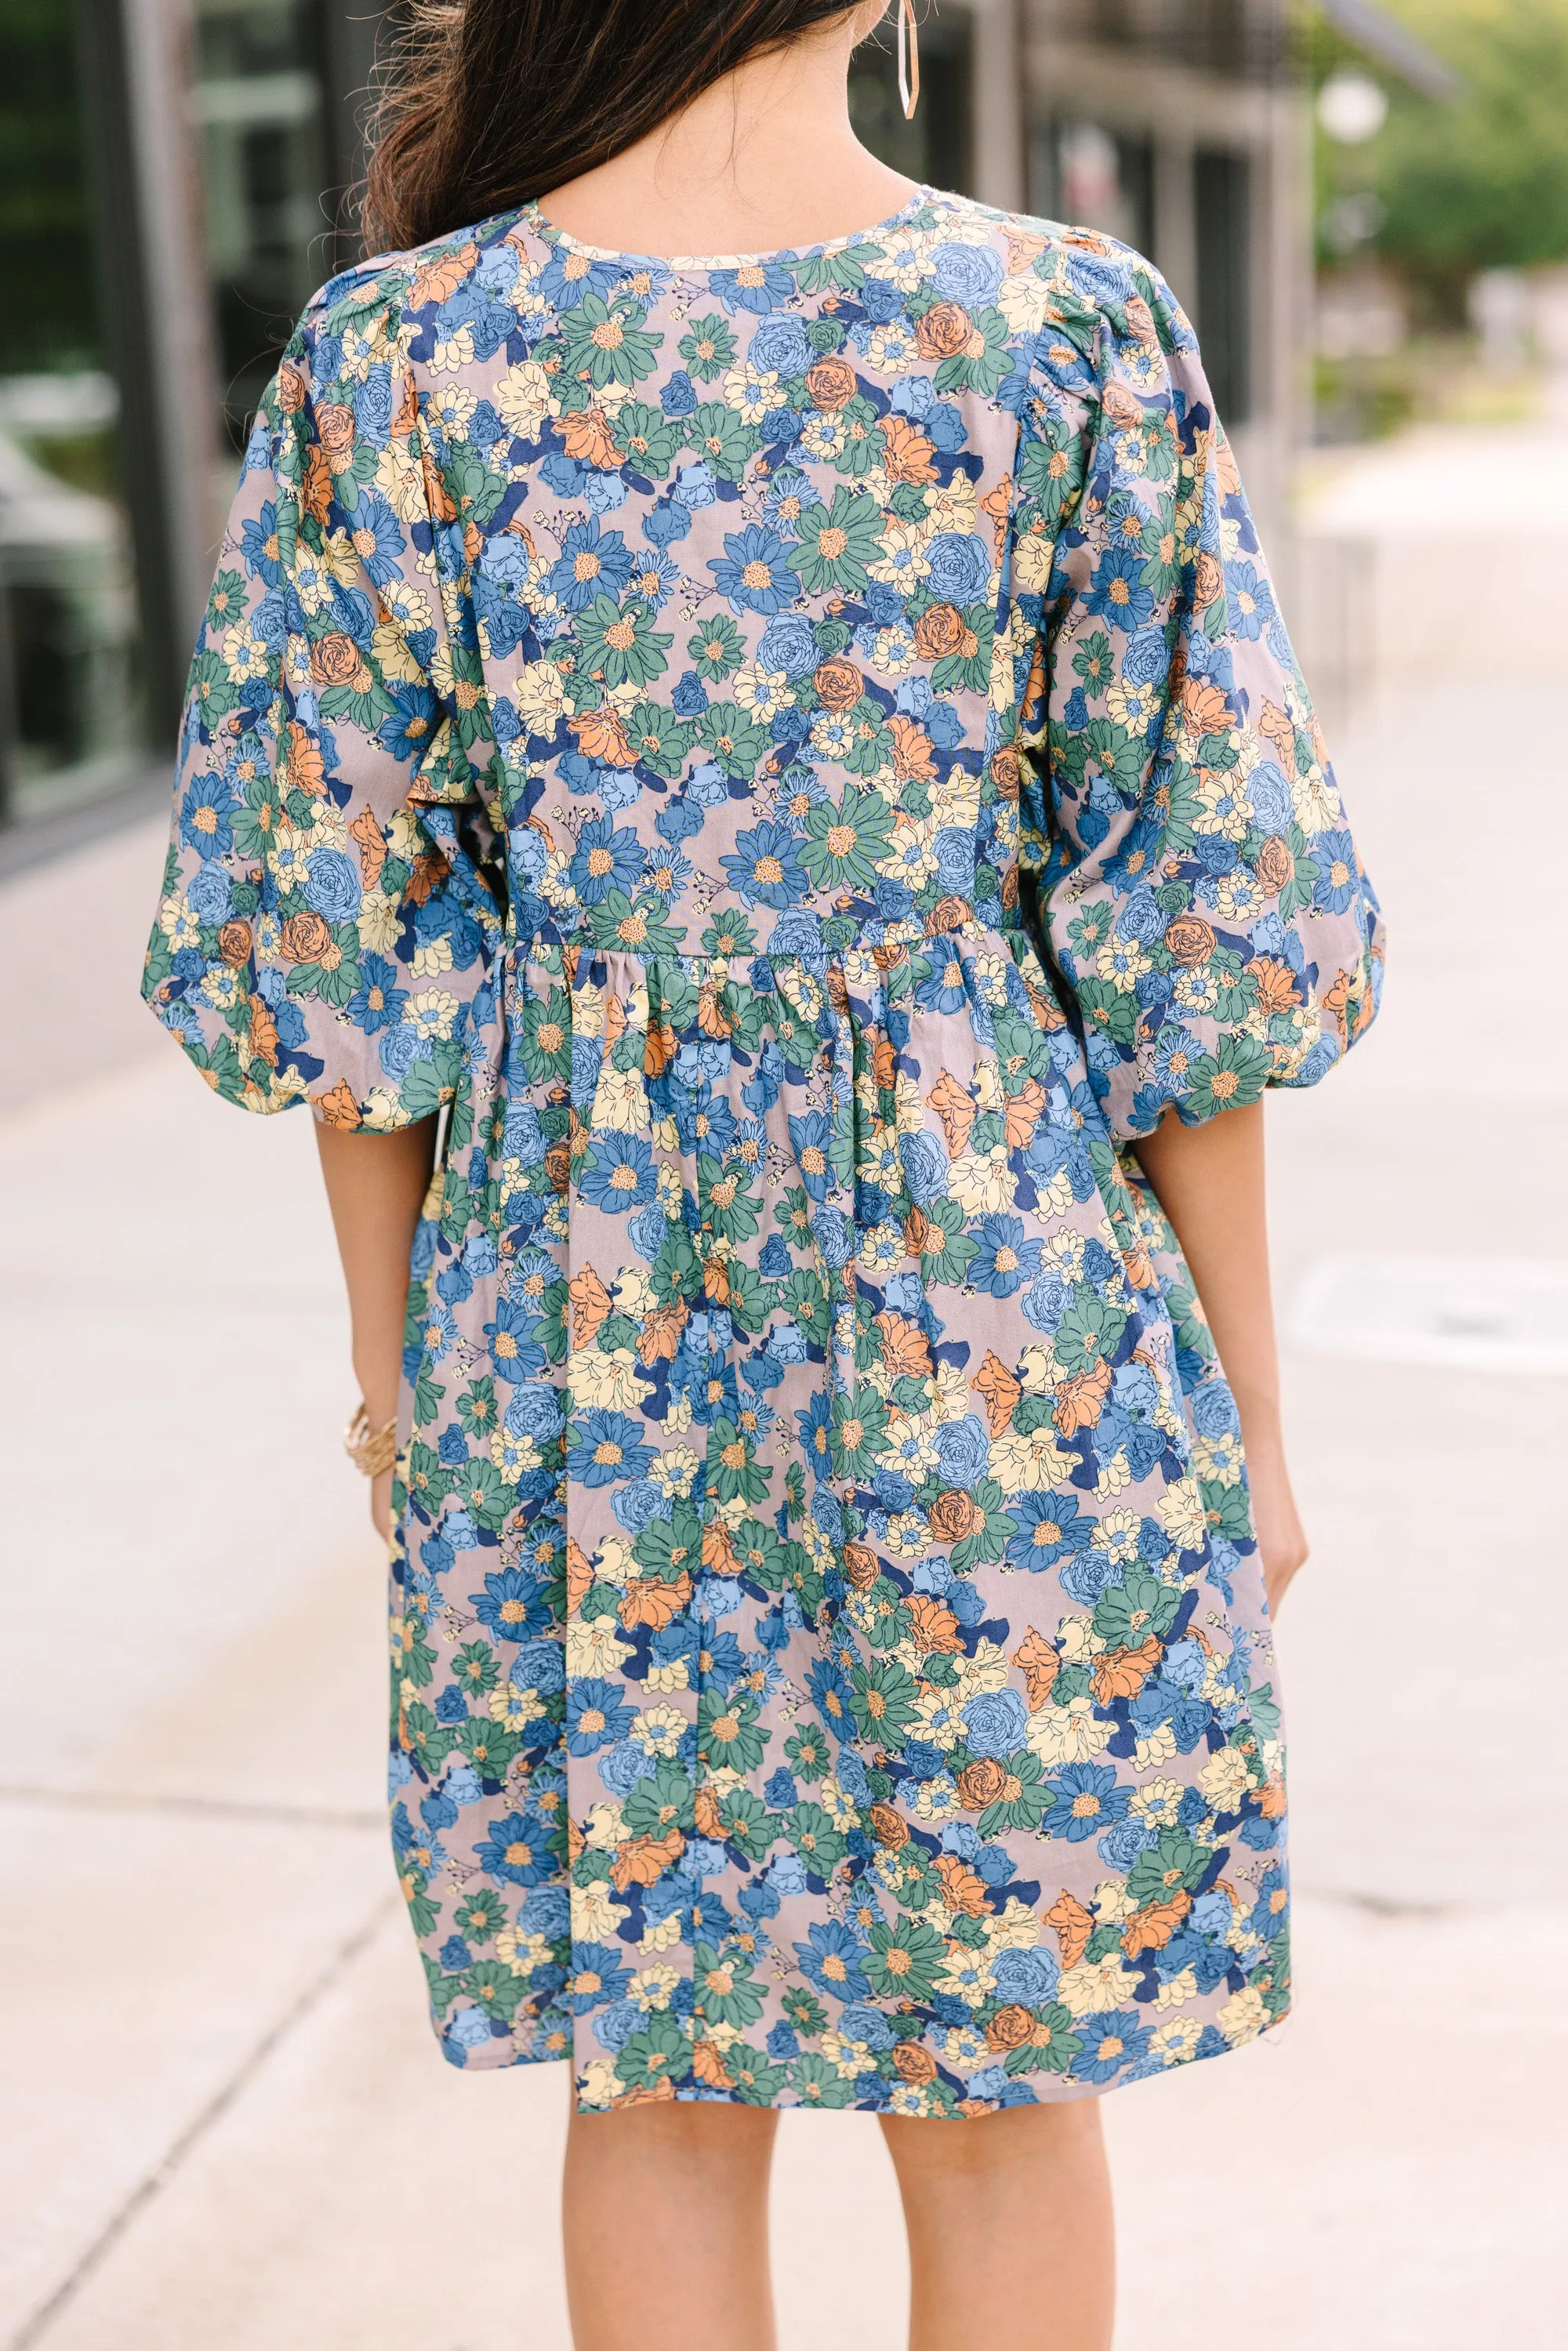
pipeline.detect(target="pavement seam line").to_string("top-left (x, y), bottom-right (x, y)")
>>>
top-left (5, 1891), bottom-right (401, 2351)
top-left (0, 1783), bottom-right (383, 1833)
top-left (0, 1793), bottom-right (1490, 1919)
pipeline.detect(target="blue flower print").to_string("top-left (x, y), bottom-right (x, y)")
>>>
top-left (485, 1297), bottom-right (546, 1380)
top-left (347, 954), bottom-right (407, 1034)
top-left (962, 1689), bottom-right (1029, 1761)
top-left (793, 1921), bottom-right (871, 2004)
top-left (969, 1214), bottom-right (1043, 1298)
top-left (473, 1809), bottom-right (557, 1886)
top-left (565, 1678), bottom-right (636, 1755)
top-left (1313, 829), bottom-right (1361, 914)
top-left (1007, 1490), bottom-right (1094, 1572)
top-left (722, 820), bottom-right (808, 909)
top-left (1224, 558), bottom-right (1276, 640)
top-left (710, 524), bottom-right (802, 616)
top-left (535, 244), bottom-right (624, 310)
top-left (239, 502), bottom-right (284, 585)
top-left (377, 680), bottom-right (441, 762)
top-left (931, 239), bottom-right (1004, 307)
top-left (913, 948), bottom-right (970, 1014)
top-left (1047, 1763), bottom-right (1132, 1842)
top-left (712, 259), bottom-right (796, 314)
top-left (567, 1411), bottom-right (656, 1489)
top-left (144, 185), bottom-right (1385, 2115)
top-left (1076, 2010), bottom-right (1152, 2084)
top-left (563, 1943), bottom-right (633, 2012)
top-left (754, 611), bottom-right (817, 677)
top-left (303, 847), bottom-right (361, 922)
top-left (568, 815), bottom-right (645, 905)
top-left (579, 1134), bottom-right (657, 1212)
top-left (993, 1946), bottom-right (1060, 2005)
top-left (672, 461), bottom-right (717, 510)
top-left (1083, 544), bottom-right (1156, 630)
top-left (469, 1568), bottom-right (555, 1643)
top-left (786, 1110), bottom-right (836, 1200)
top-left (547, 517), bottom-right (632, 611)
top-left (186, 860), bottom-right (231, 923)
top-left (511, 1638), bottom-right (566, 1695)
top-left (934, 1414), bottom-right (989, 1488)
top-left (748, 313), bottom-right (813, 377)
top-left (180, 776), bottom-right (234, 858)
top-left (924, 532), bottom-right (991, 604)
top-left (806, 1653), bottom-right (855, 1735)
top-left (343, 492), bottom-right (405, 582)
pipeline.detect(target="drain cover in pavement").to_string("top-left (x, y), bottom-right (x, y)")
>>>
top-left (1287, 1254), bottom-right (1568, 1375)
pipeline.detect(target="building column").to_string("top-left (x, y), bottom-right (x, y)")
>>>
top-left (1152, 132), bottom-right (1196, 314)
top-left (968, 0), bottom-right (1026, 216)
top-left (314, 0), bottom-right (387, 268)
top-left (75, 0), bottom-right (220, 748)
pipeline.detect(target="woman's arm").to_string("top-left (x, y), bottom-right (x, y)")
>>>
top-left (315, 1118), bottom-right (438, 1538)
top-left (1130, 1101), bottom-right (1307, 1613)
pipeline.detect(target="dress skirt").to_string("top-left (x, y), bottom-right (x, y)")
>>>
top-left (141, 184), bottom-right (1383, 2116)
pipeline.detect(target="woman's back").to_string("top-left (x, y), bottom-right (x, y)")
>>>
top-left (149, 186), bottom-right (1374, 1127)
top-left (140, 6), bottom-right (1382, 2335)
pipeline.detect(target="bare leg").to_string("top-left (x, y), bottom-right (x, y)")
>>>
top-left (562, 2098), bottom-right (779, 2351)
top-left (880, 2099), bottom-right (1115, 2351)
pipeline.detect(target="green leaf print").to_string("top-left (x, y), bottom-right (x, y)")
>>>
top-left (793, 485), bottom-right (882, 595)
top-left (786, 1801), bottom-right (848, 1875)
top-left (623, 1761), bottom-right (695, 1838)
top-left (459, 1715), bottom-right (523, 1780)
top-left (863, 1917), bottom-right (945, 2001)
top-left (688, 401), bottom-right (758, 481)
top-left (678, 313), bottom-right (735, 379)
top-left (612, 398), bottom-right (684, 477)
top-left (695, 699), bottom-right (771, 778)
top-left (557, 291), bottom-right (662, 389)
top-left (687, 613), bottom-right (744, 680)
top-left (800, 783), bottom-right (894, 891)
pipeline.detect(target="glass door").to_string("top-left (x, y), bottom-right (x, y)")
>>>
top-left (0, 0), bottom-right (143, 826)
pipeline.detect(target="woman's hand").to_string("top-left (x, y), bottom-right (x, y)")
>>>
top-left (314, 1117), bottom-right (437, 1550)
top-left (1131, 1101), bottom-right (1308, 1620)
top-left (1232, 1399), bottom-right (1309, 1615)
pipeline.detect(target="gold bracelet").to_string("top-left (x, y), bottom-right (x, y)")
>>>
top-left (343, 1402), bottom-right (399, 1478)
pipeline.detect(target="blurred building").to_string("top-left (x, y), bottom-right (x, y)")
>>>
top-left (0, 0), bottom-right (373, 833)
top-left (0, 0), bottom-right (1433, 837)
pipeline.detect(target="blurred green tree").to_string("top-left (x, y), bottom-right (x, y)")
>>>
top-left (1325, 0), bottom-right (1568, 318)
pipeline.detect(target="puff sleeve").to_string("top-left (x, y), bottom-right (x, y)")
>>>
top-left (141, 269), bottom-right (503, 1133)
top-left (1015, 261), bottom-right (1385, 1143)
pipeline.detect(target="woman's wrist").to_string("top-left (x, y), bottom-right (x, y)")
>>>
top-left (352, 1348), bottom-right (401, 1430)
top-left (1227, 1381), bottom-right (1284, 1457)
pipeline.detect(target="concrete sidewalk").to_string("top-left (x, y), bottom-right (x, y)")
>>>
top-left (2, 655), bottom-right (1563, 2346)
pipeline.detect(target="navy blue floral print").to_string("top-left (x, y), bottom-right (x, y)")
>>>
top-left (144, 187), bottom-right (1382, 2113)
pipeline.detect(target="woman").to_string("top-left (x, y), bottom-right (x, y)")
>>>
top-left (143, 2), bottom-right (1383, 2342)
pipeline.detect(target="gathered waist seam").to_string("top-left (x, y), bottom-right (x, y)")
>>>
top-left (500, 900), bottom-right (1030, 968)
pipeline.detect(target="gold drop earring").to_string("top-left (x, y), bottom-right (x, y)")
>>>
top-left (898, 0), bottom-right (920, 120)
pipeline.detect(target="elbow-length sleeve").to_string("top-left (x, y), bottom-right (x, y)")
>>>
top-left (1014, 259), bottom-right (1384, 1143)
top-left (141, 268), bottom-right (503, 1133)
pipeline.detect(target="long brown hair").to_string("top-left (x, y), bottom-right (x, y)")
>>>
top-left (362, 0), bottom-right (869, 256)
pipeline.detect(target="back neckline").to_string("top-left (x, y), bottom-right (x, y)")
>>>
top-left (518, 184), bottom-right (941, 273)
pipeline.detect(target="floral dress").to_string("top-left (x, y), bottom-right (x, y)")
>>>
top-left (143, 187), bottom-right (1383, 2116)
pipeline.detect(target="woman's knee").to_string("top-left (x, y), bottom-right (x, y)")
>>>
top-left (880, 2093), bottom-right (1104, 2184)
top-left (570, 2095), bottom-right (779, 2181)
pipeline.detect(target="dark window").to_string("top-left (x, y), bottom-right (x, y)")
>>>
top-left (1042, 0), bottom-right (1287, 83)
top-left (0, 0), bottom-right (143, 822)
top-left (1194, 147), bottom-right (1251, 425)
top-left (1029, 122), bottom-right (1154, 259)
top-left (848, 8), bottom-right (974, 195)
top-left (194, 0), bottom-right (328, 449)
